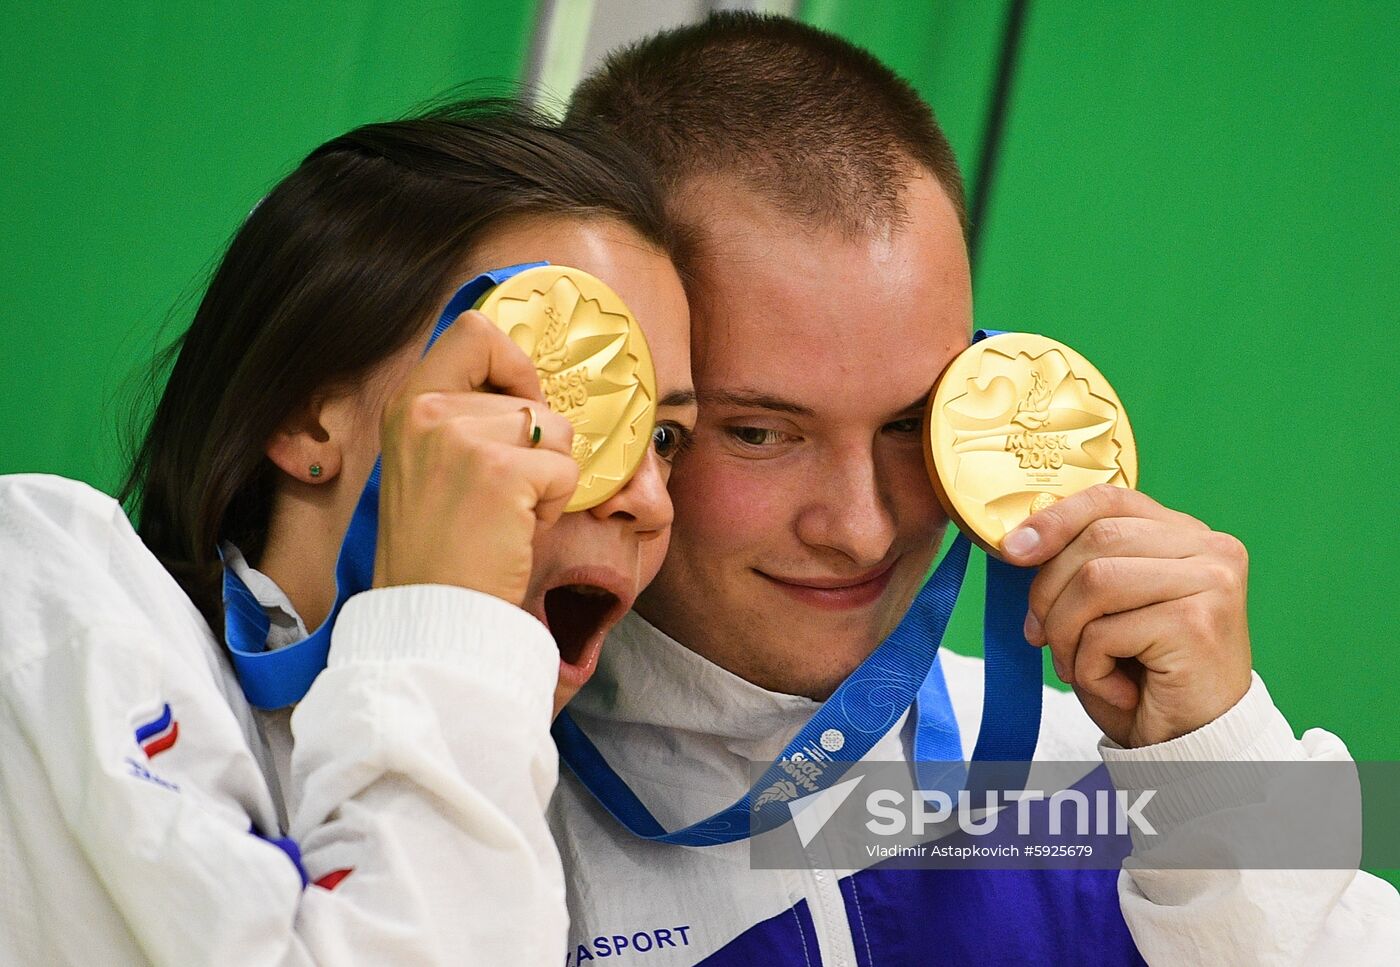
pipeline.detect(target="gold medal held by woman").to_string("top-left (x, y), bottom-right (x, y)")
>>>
top-left (475, 265), bottom-right (658, 512)
top-left (924, 332), bottom-right (1138, 557)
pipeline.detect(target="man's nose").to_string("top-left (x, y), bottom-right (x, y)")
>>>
top-left (793, 448), bottom-right (896, 567)
top-left (587, 448), bottom-right (673, 540)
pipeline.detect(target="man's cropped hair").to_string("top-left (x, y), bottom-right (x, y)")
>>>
top-left (569, 11), bottom-right (966, 234)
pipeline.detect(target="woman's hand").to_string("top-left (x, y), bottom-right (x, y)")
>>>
top-left (373, 311), bottom-right (578, 606)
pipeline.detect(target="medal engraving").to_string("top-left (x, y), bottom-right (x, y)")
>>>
top-left (925, 333), bottom-right (1137, 555)
top-left (476, 266), bottom-right (657, 512)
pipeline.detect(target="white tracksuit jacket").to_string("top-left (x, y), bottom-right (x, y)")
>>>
top-left (0, 474), bottom-right (567, 965)
top-left (548, 611), bottom-right (1400, 966)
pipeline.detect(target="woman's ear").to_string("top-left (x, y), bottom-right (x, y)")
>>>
top-left (265, 394), bottom-right (349, 484)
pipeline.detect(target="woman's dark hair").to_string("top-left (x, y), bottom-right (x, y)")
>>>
top-left (120, 97), bottom-right (683, 632)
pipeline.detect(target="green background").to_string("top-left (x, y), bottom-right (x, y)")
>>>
top-left (0, 1), bottom-right (538, 489)
top-left (806, 0), bottom-right (1400, 745)
top-left (3, 0), bottom-right (1395, 878)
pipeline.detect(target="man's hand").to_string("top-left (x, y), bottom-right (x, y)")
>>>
top-left (999, 484), bottom-right (1253, 749)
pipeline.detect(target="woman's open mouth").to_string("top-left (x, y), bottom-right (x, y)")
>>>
top-left (527, 567), bottom-right (632, 692)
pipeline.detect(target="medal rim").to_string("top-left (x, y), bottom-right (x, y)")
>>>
top-left (924, 332), bottom-right (1138, 558)
top-left (475, 264), bottom-right (658, 512)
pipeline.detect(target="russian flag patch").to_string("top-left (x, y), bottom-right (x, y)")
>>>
top-left (134, 703), bottom-right (180, 758)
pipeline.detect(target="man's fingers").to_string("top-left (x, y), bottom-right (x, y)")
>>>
top-left (1000, 484), bottom-right (1208, 566)
top-left (1071, 609), bottom-right (1145, 710)
top-left (1027, 516), bottom-right (1215, 626)
top-left (1071, 598), bottom-right (1213, 710)
top-left (402, 311), bottom-right (544, 403)
top-left (1032, 556), bottom-right (1216, 679)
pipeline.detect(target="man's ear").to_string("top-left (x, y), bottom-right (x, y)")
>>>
top-left (265, 394), bottom-right (347, 484)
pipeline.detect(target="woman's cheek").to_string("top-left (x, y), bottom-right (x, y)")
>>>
top-left (637, 532), bottom-right (670, 589)
top-left (527, 514), bottom-right (571, 596)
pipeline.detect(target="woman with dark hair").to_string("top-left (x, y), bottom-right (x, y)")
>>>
top-left (0, 99), bottom-right (695, 964)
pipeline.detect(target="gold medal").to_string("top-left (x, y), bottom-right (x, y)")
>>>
top-left (924, 333), bottom-right (1138, 557)
top-left (475, 265), bottom-right (657, 512)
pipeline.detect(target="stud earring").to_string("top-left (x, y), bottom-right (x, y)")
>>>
top-left (309, 463), bottom-right (322, 478)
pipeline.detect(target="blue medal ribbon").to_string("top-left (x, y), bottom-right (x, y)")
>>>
top-left (221, 262), bottom-right (545, 710)
top-left (553, 329), bottom-right (1045, 845)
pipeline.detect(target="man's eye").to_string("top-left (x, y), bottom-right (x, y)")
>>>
top-left (652, 422), bottom-right (693, 461)
top-left (885, 416), bottom-right (923, 435)
top-left (727, 426), bottom-right (783, 447)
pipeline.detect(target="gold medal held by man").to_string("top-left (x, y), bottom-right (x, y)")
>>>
top-left (475, 265), bottom-right (658, 512)
top-left (924, 332), bottom-right (1138, 557)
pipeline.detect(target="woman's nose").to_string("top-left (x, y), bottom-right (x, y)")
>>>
top-left (587, 448), bottom-right (673, 539)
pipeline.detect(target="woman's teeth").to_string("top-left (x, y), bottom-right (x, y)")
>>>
top-left (565, 584), bottom-right (613, 597)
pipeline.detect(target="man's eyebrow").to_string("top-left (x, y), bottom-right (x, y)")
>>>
top-left (697, 390), bottom-right (815, 417)
top-left (658, 389), bottom-right (697, 407)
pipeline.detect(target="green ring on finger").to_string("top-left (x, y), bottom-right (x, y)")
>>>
top-left (522, 406), bottom-right (542, 447)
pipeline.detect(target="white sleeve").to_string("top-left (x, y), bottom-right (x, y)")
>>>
top-left (288, 585), bottom-right (568, 964)
top-left (2, 588), bottom-right (565, 966)
top-left (0, 477), bottom-right (566, 965)
top-left (1100, 673), bottom-right (1400, 966)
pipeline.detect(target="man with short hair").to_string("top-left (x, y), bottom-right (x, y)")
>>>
top-left (551, 14), bottom-right (1399, 965)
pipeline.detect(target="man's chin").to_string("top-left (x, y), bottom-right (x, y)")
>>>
top-left (759, 634), bottom-right (884, 700)
top-left (742, 578), bottom-right (922, 692)
top-left (734, 611), bottom-right (889, 698)
top-left (639, 571), bottom-right (909, 696)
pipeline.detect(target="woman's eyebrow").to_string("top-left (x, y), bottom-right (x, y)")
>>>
top-left (659, 389), bottom-right (697, 407)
